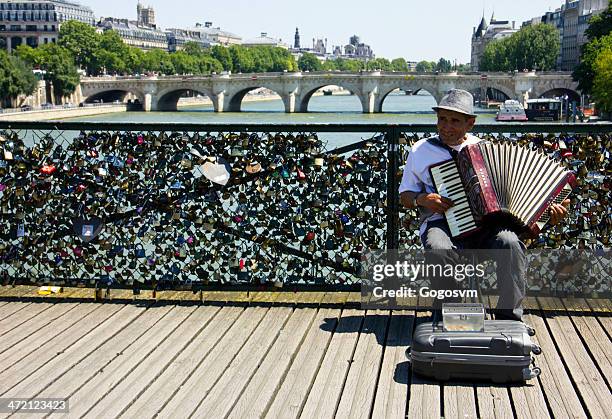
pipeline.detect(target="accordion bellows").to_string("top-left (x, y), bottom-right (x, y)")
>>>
top-left (430, 141), bottom-right (577, 238)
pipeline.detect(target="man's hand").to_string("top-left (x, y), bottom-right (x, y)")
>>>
top-left (549, 198), bottom-right (571, 225)
top-left (417, 193), bottom-right (454, 214)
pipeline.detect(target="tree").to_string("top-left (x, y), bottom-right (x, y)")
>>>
top-left (367, 58), bottom-right (392, 71)
top-left (415, 60), bottom-right (434, 72)
top-left (210, 45), bottom-right (233, 71)
top-left (142, 49), bottom-right (175, 75)
top-left (592, 46), bottom-right (612, 113)
top-left (228, 45), bottom-right (254, 73)
top-left (58, 20), bottom-right (99, 75)
top-left (297, 52), bottom-right (322, 72)
top-left (480, 23), bottom-right (559, 71)
top-left (0, 51), bottom-right (37, 106)
top-left (456, 63), bottom-right (471, 72)
top-left (585, 4), bottom-right (612, 41)
top-left (171, 51), bottom-right (198, 75)
top-left (36, 44), bottom-right (80, 102)
top-left (391, 58), bottom-right (408, 72)
top-left (574, 4), bottom-right (612, 95)
top-left (435, 58), bottom-right (452, 72)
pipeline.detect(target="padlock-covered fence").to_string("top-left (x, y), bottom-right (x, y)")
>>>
top-left (0, 121), bottom-right (610, 296)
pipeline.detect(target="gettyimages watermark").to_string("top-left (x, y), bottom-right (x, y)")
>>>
top-left (361, 249), bottom-right (611, 309)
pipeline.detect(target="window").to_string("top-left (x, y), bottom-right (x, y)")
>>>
top-left (44, 37), bottom-right (47, 43)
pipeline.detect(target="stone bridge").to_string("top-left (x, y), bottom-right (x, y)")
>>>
top-left (79, 71), bottom-right (581, 113)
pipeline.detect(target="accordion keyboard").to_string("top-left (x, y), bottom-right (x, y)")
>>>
top-left (430, 161), bottom-right (477, 237)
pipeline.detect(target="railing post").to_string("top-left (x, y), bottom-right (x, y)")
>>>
top-left (386, 126), bottom-right (400, 251)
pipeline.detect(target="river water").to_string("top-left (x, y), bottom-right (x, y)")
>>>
top-left (63, 92), bottom-right (499, 148)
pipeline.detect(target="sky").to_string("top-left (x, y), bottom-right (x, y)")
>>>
top-left (81, 0), bottom-right (566, 63)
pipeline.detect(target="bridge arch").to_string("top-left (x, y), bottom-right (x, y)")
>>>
top-left (83, 89), bottom-right (144, 105)
top-left (537, 88), bottom-right (580, 103)
top-left (376, 87), bottom-right (438, 113)
top-left (226, 86), bottom-right (284, 112)
top-left (156, 87), bottom-right (215, 111)
top-left (297, 84), bottom-right (365, 112)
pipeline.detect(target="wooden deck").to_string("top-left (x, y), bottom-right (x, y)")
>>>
top-left (0, 286), bottom-right (609, 419)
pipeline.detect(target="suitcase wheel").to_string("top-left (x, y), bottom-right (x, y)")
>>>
top-left (531, 344), bottom-right (542, 355)
top-left (526, 325), bottom-right (536, 336)
top-left (523, 367), bottom-right (541, 380)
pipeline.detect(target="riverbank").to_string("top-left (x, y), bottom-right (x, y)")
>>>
top-left (0, 103), bottom-right (127, 121)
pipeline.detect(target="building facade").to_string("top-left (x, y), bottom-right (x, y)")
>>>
top-left (242, 32), bottom-right (288, 48)
top-left (0, 0), bottom-right (94, 52)
top-left (166, 27), bottom-right (210, 52)
top-left (470, 14), bottom-right (518, 70)
top-left (190, 22), bottom-right (240, 46)
top-left (136, 1), bottom-right (154, 27)
top-left (97, 17), bottom-right (167, 51)
top-left (561, 0), bottom-right (608, 70)
top-left (343, 35), bottom-right (374, 59)
top-left (522, 0), bottom-right (608, 70)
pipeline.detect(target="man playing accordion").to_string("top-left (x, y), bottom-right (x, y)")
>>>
top-left (399, 89), bottom-right (570, 321)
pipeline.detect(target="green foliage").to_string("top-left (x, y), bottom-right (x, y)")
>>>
top-left (415, 60), bottom-right (434, 72)
top-left (228, 45), bottom-right (254, 73)
top-left (14, 45), bottom-right (45, 68)
top-left (573, 34), bottom-right (612, 94)
top-left (0, 50), bottom-right (37, 105)
top-left (37, 44), bottom-right (80, 100)
top-left (211, 45), bottom-right (233, 71)
top-left (585, 4), bottom-right (612, 41)
top-left (435, 58), bottom-right (452, 72)
top-left (297, 52), bottom-right (322, 72)
top-left (391, 58), bottom-right (408, 72)
top-left (480, 23), bottom-right (560, 71)
top-left (592, 46), bottom-right (612, 112)
top-left (455, 63), bottom-right (471, 72)
top-left (58, 20), bottom-right (99, 74)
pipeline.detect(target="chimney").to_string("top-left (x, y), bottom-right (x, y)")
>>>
top-left (204, 21), bottom-right (212, 28)
top-left (512, 21), bottom-right (515, 29)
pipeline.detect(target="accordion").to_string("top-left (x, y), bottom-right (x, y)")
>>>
top-left (429, 141), bottom-right (576, 238)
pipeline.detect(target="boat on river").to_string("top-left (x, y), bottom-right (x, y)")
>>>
top-left (496, 100), bottom-right (528, 122)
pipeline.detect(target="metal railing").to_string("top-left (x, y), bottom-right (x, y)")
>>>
top-left (0, 121), bottom-right (610, 296)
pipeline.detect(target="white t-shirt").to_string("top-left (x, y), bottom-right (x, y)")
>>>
top-left (399, 134), bottom-right (481, 236)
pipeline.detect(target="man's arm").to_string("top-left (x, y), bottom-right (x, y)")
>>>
top-left (400, 191), bottom-right (454, 213)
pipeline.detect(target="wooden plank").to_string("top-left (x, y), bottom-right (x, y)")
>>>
top-left (475, 383), bottom-right (513, 419)
top-left (544, 312), bottom-right (609, 418)
top-left (157, 307), bottom-right (268, 418)
top-left (560, 297), bottom-right (591, 312)
top-left (0, 301), bottom-right (31, 322)
top-left (524, 313), bottom-right (587, 418)
top-left (300, 309), bottom-right (364, 419)
top-left (0, 303), bottom-right (120, 375)
top-left (265, 308), bottom-right (341, 419)
top-left (523, 296), bottom-right (540, 311)
top-left (407, 311), bottom-right (441, 419)
top-left (508, 378), bottom-right (550, 419)
top-left (321, 291), bottom-right (349, 305)
top-left (0, 303), bottom-right (146, 398)
top-left (0, 302), bottom-right (53, 337)
top-left (39, 305), bottom-right (185, 417)
top-left (569, 314), bottom-right (612, 386)
top-left (0, 303), bottom-right (104, 373)
top-left (371, 310), bottom-right (414, 419)
top-left (444, 382), bottom-right (478, 419)
top-left (190, 307), bottom-right (294, 418)
top-left (250, 291), bottom-right (280, 304)
top-left (79, 306), bottom-right (220, 418)
top-left (228, 308), bottom-right (317, 418)
top-left (586, 298), bottom-right (612, 313)
top-left (273, 291), bottom-right (297, 305)
top-left (335, 310), bottom-right (389, 419)
top-left (121, 306), bottom-right (244, 418)
top-left (0, 302), bottom-right (78, 355)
